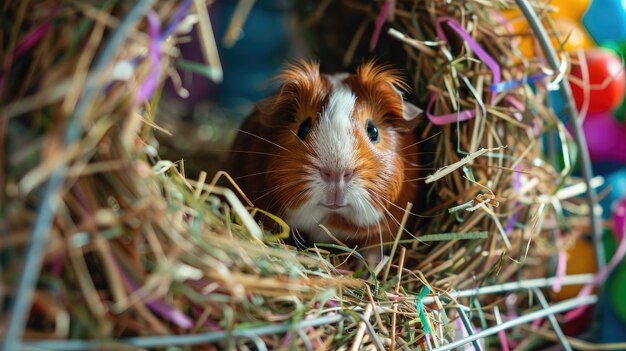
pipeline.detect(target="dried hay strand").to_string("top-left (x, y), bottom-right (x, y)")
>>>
top-left (0, 0), bottom-right (614, 350)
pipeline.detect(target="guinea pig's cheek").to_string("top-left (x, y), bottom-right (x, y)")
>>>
top-left (345, 185), bottom-right (384, 226)
top-left (284, 203), bottom-right (330, 236)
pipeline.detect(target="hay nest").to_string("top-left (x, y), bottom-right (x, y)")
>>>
top-left (1, 0), bottom-right (600, 350)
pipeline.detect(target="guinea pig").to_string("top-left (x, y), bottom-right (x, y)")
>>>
top-left (228, 60), bottom-right (422, 248)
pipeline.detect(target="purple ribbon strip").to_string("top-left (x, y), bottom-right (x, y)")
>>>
top-left (435, 17), bottom-right (502, 102)
top-left (136, 11), bottom-right (162, 103)
top-left (117, 261), bottom-right (194, 329)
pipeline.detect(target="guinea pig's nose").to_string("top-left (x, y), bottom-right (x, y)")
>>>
top-left (320, 167), bottom-right (354, 183)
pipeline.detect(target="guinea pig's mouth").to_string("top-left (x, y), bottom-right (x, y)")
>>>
top-left (320, 203), bottom-right (349, 210)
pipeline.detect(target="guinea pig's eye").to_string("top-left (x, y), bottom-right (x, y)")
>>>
top-left (297, 117), bottom-right (313, 141)
top-left (365, 119), bottom-right (380, 144)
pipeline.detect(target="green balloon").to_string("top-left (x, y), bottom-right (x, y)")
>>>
top-left (602, 41), bottom-right (626, 58)
top-left (615, 99), bottom-right (626, 123)
top-left (605, 228), bottom-right (626, 322)
top-left (609, 261), bottom-right (626, 322)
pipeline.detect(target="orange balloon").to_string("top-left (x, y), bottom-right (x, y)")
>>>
top-left (553, 238), bottom-right (597, 301)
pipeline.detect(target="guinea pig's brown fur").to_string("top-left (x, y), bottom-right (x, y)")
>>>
top-left (228, 61), bottom-right (422, 247)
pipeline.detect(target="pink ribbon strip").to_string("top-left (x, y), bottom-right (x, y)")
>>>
top-left (426, 93), bottom-right (477, 125)
top-left (369, 0), bottom-right (393, 51)
top-left (504, 96), bottom-right (525, 121)
top-left (552, 244), bottom-right (567, 293)
top-left (497, 329), bottom-right (511, 351)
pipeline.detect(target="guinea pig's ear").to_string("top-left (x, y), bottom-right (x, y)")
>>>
top-left (357, 61), bottom-right (424, 131)
top-left (401, 100), bottom-right (424, 130)
top-left (387, 82), bottom-right (424, 131)
top-left (256, 60), bottom-right (322, 127)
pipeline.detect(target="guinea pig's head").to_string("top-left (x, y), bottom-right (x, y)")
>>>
top-left (258, 60), bottom-right (421, 239)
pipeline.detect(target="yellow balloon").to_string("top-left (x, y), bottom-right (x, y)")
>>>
top-left (500, 9), bottom-right (538, 58)
top-left (550, 0), bottom-right (591, 21)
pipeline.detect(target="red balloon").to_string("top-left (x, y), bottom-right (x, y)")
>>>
top-left (614, 198), bottom-right (626, 241)
top-left (570, 48), bottom-right (626, 113)
top-left (561, 303), bottom-right (594, 336)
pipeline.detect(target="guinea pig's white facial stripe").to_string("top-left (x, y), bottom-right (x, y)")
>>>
top-left (310, 76), bottom-right (357, 171)
top-left (325, 73), bottom-right (349, 90)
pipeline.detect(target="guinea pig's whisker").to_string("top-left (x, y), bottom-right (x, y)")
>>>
top-left (293, 228), bottom-right (308, 250)
top-left (254, 179), bottom-right (308, 206)
top-left (376, 221), bottom-right (385, 260)
top-left (381, 208), bottom-right (394, 237)
top-left (404, 167), bottom-right (436, 171)
top-left (377, 195), bottom-right (440, 218)
top-left (372, 196), bottom-right (410, 230)
top-left (360, 195), bottom-right (392, 241)
top-left (401, 151), bottom-right (438, 156)
top-left (267, 195), bottom-right (296, 217)
top-left (251, 186), bottom-right (287, 204)
top-left (363, 226), bottom-right (371, 243)
top-left (228, 150), bottom-right (287, 158)
top-left (236, 129), bottom-right (291, 153)
top-left (266, 186), bottom-right (300, 208)
top-left (344, 229), bottom-right (358, 243)
top-left (399, 131), bottom-right (442, 150)
top-left (279, 189), bottom-right (309, 215)
top-left (289, 130), bottom-right (313, 152)
top-left (403, 176), bottom-right (430, 183)
top-left (405, 160), bottom-right (435, 167)
top-left (252, 181), bottom-right (303, 203)
top-left (234, 169), bottom-right (298, 180)
top-left (371, 196), bottom-right (416, 240)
